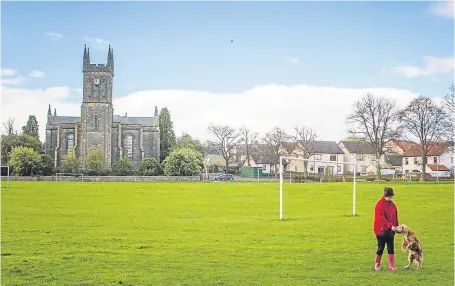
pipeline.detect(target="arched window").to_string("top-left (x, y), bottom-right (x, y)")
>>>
top-left (94, 115), bottom-right (99, 130)
top-left (67, 133), bottom-right (74, 153)
top-left (125, 134), bottom-right (133, 159)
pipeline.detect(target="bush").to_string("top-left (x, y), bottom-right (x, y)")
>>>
top-left (40, 154), bottom-right (54, 175)
top-left (62, 147), bottom-right (81, 173)
top-left (86, 147), bottom-right (105, 175)
top-left (8, 146), bottom-right (41, 176)
top-left (163, 148), bottom-right (203, 176)
top-left (139, 158), bottom-right (162, 176)
top-left (113, 156), bottom-right (134, 176)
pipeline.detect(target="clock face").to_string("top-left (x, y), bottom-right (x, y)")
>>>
top-left (93, 78), bottom-right (100, 86)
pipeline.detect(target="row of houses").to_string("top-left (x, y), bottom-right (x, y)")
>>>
top-left (205, 139), bottom-right (454, 178)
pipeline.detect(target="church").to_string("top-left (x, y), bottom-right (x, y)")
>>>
top-left (45, 45), bottom-right (160, 170)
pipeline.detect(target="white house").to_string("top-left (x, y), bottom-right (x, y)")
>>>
top-left (281, 141), bottom-right (345, 175)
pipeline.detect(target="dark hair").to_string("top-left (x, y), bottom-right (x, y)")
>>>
top-left (384, 187), bottom-right (394, 197)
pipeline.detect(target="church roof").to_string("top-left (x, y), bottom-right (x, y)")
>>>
top-left (113, 115), bottom-right (157, 126)
top-left (48, 116), bottom-right (80, 125)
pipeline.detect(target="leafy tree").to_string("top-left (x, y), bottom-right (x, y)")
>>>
top-left (22, 115), bottom-right (40, 140)
top-left (172, 133), bottom-right (205, 156)
top-left (159, 107), bottom-right (176, 162)
top-left (62, 147), bottom-right (81, 173)
top-left (163, 148), bottom-right (204, 176)
top-left (9, 146), bottom-right (41, 176)
top-left (86, 147), bottom-right (105, 175)
top-left (40, 154), bottom-right (54, 175)
top-left (139, 157), bottom-right (162, 175)
top-left (1, 133), bottom-right (41, 165)
top-left (113, 156), bottom-right (134, 176)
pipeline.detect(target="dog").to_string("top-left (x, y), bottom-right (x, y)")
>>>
top-left (395, 224), bottom-right (423, 270)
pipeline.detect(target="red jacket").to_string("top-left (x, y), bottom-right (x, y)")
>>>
top-left (374, 197), bottom-right (398, 236)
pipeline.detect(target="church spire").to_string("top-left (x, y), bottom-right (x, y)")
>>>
top-left (47, 104), bottom-right (52, 117)
top-left (107, 45), bottom-right (114, 70)
top-left (154, 106), bottom-right (158, 117)
top-left (54, 108), bottom-right (57, 116)
top-left (83, 44), bottom-right (90, 69)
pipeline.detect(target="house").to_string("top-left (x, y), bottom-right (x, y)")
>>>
top-left (385, 139), bottom-right (454, 176)
top-left (426, 164), bottom-right (451, 178)
top-left (281, 141), bottom-right (345, 175)
top-left (338, 141), bottom-right (396, 175)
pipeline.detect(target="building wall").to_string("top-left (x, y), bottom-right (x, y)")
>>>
top-left (285, 153), bottom-right (345, 175)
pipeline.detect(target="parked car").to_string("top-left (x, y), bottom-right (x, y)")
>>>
top-left (214, 174), bottom-right (234, 181)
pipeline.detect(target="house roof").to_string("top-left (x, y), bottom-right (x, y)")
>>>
top-left (281, 141), bottom-right (344, 155)
top-left (403, 143), bottom-right (447, 157)
top-left (113, 115), bottom-right (157, 126)
top-left (340, 141), bottom-right (376, 154)
top-left (427, 164), bottom-right (450, 171)
top-left (48, 116), bottom-right (80, 125)
top-left (388, 139), bottom-right (419, 151)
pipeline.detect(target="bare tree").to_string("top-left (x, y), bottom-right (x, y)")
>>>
top-left (262, 127), bottom-right (290, 155)
top-left (443, 84), bottom-right (454, 140)
top-left (398, 95), bottom-right (448, 180)
top-left (2, 118), bottom-right (15, 135)
top-left (293, 126), bottom-right (317, 178)
top-left (238, 126), bottom-right (258, 167)
top-left (346, 93), bottom-right (401, 179)
top-left (208, 124), bottom-right (240, 173)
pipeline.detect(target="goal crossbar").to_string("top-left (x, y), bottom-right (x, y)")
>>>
top-left (279, 156), bottom-right (357, 220)
top-left (55, 173), bottom-right (84, 182)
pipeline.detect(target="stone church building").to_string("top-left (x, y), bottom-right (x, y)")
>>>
top-left (45, 45), bottom-right (160, 169)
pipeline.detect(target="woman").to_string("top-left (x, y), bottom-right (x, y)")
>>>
top-left (373, 187), bottom-right (399, 271)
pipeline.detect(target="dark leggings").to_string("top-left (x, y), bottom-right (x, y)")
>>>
top-left (376, 234), bottom-right (395, 255)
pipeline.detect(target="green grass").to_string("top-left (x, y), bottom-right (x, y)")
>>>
top-left (1, 181), bottom-right (453, 285)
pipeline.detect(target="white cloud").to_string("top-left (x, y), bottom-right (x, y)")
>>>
top-left (286, 57), bottom-right (299, 64)
top-left (0, 77), bottom-right (24, 85)
top-left (85, 37), bottom-right (110, 50)
top-left (1, 83), bottom-right (420, 143)
top-left (431, 1), bottom-right (454, 18)
top-left (45, 32), bottom-right (64, 42)
top-left (390, 56), bottom-right (454, 78)
top-left (1, 68), bottom-right (18, 76)
top-left (28, 70), bottom-right (45, 78)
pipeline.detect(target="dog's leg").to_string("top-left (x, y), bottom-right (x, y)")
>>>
top-left (416, 252), bottom-right (423, 270)
top-left (404, 254), bottom-right (414, 269)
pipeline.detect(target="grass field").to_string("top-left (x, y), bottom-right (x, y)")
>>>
top-left (1, 181), bottom-right (454, 285)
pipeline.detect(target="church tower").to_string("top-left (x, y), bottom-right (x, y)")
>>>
top-left (80, 45), bottom-right (115, 168)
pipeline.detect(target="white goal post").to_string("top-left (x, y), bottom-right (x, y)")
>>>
top-left (55, 173), bottom-right (84, 182)
top-left (279, 156), bottom-right (357, 220)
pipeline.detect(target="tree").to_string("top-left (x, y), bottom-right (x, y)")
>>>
top-left (62, 147), bottom-right (81, 173)
top-left (139, 157), bottom-right (162, 176)
top-left (2, 118), bottom-right (15, 135)
top-left (0, 133), bottom-right (41, 165)
top-left (238, 126), bottom-right (258, 167)
top-left (346, 93), bottom-right (401, 179)
top-left (443, 84), bottom-right (454, 140)
top-left (159, 107), bottom-right (176, 162)
top-left (172, 133), bottom-right (205, 156)
top-left (22, 115), bottom-right (40, 140)
top-left (398, 96), bottom-right (448, 180)
top-left (39, 154), bottom-right (54, 175)
top-left (113, 156), bottom-right (134, 176)
top-left (9, 146), bottom-right (41, 176)
top-left (86, 147), bottom-right (105, 175)
top-left (208, 124), bottom-right (240, 173)
top-left (293, 126), bottom-right (317, 178)
top-left (163, 147), bottom-right (204, 176)
top-left (262, 127), bottom-right (290, 155)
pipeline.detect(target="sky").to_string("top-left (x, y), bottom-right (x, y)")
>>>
top-left (1, 1), bottom-right (454, 143)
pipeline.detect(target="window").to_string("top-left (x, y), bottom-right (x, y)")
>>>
top-left (314, 154), bottom-right (321, 160)
top-left (125, 135), bottom-right (133, 159)
top-left (357, 154), bottom-right (364, 161)
top-left (330, 155), bottom-right (336, 161)
top-left (262, 165), bottom-right (267, 170)
top-left (361, 166), bottom-right (367, 173)
top-left (405, 158), bottom-right (409, 165)
top-left (294, 166), bottom-right (297, 172)
top-left (310, 166), bottom-right (314, 172)
top-left (337, 166), bottom-right (341, 172)
top-left (67, 133), bottom-right (74, 154)
top-left (94, 115), bottom-right (99, 130)
top-left (433, 157), bottom-right (438, 164)
top-left (414, 158), bottom-right (418, 164)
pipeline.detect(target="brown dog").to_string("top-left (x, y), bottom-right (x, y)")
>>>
top-left (395, 224), bottom-right (423, 270)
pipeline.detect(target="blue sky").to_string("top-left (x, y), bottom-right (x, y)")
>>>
top-left (1, 1), bottom-right (454, 141)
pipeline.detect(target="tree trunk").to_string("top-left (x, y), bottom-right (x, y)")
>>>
top-left (304, 161), bottom-right (308, 179)
top-left (225, 159), bottom-right (229, 174)
top-left (376, 154), bottom-right (382, 181)
top-left (421, 155), bottom-right (427, 181)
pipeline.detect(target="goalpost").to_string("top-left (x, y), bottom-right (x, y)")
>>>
top-left (1, 166), bottom-right (10, 189)
top-left (279, 156), bottom-right (357, 220)
top-left (55, 173), bottom-right (84, 182)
